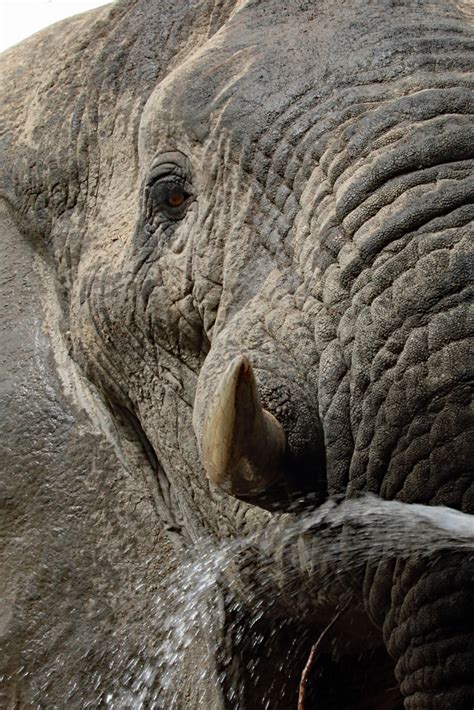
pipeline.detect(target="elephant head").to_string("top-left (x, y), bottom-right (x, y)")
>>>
top-left (1, 0), bottom-right (473, 707)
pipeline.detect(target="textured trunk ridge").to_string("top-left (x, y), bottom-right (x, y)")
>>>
top-left (365, 554), bottom-right (474, 709)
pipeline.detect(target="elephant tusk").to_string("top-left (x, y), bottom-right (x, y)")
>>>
top-left (201, 355), bottom-right (286, 498)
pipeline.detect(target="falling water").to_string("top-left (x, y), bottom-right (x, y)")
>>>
top-left (104, 495), bottom-right (473, 708)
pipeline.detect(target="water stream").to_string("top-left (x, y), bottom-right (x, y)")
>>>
top-left (105, 495), bottom-right (473, 708)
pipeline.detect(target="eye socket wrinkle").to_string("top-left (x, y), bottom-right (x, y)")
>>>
top-left (148, 150), bottom-right (193, 184)
top-left (148, 162), bottom-right (186, 184)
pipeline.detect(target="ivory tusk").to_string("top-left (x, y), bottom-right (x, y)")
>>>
top-left (201, 355), bottom-right (286, 497)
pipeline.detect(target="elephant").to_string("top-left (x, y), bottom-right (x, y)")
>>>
top-left (1, 0), bottom-right (473, 707)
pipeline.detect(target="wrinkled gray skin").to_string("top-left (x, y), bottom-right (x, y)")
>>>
top-left (1, 0), bottom-right (473, 707)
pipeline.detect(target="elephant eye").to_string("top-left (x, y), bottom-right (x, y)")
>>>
top-left (149, 178), bottom-right (193, 220)
top-left (166, 185), bottom-right (188, 209)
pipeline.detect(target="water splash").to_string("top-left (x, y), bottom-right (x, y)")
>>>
top-left (107, 494), bottom-right (473, 707)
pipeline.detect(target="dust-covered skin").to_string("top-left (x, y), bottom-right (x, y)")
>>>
top-left (1, 0), bottom-right (473, 707)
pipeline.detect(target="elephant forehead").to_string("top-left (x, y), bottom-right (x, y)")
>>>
top-left (139, 0), bottom-right (466, 160)
top-left (140, 1), bottom-right (345, 155)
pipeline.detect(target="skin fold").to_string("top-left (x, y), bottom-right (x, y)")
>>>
top-left (1, 0), bottom-right (473, 707)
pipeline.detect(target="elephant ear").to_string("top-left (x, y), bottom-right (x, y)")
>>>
top-left (0, 2), bottom-right (238, 705)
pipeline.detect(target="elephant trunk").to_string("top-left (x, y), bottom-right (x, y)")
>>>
top-left (331, 90), bottom-right (474, 704)
top-left (364, 553), bottom-right (474, 708)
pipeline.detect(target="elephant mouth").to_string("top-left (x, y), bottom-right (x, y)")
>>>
top-left (199, 355), bottom-right (326, 510)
